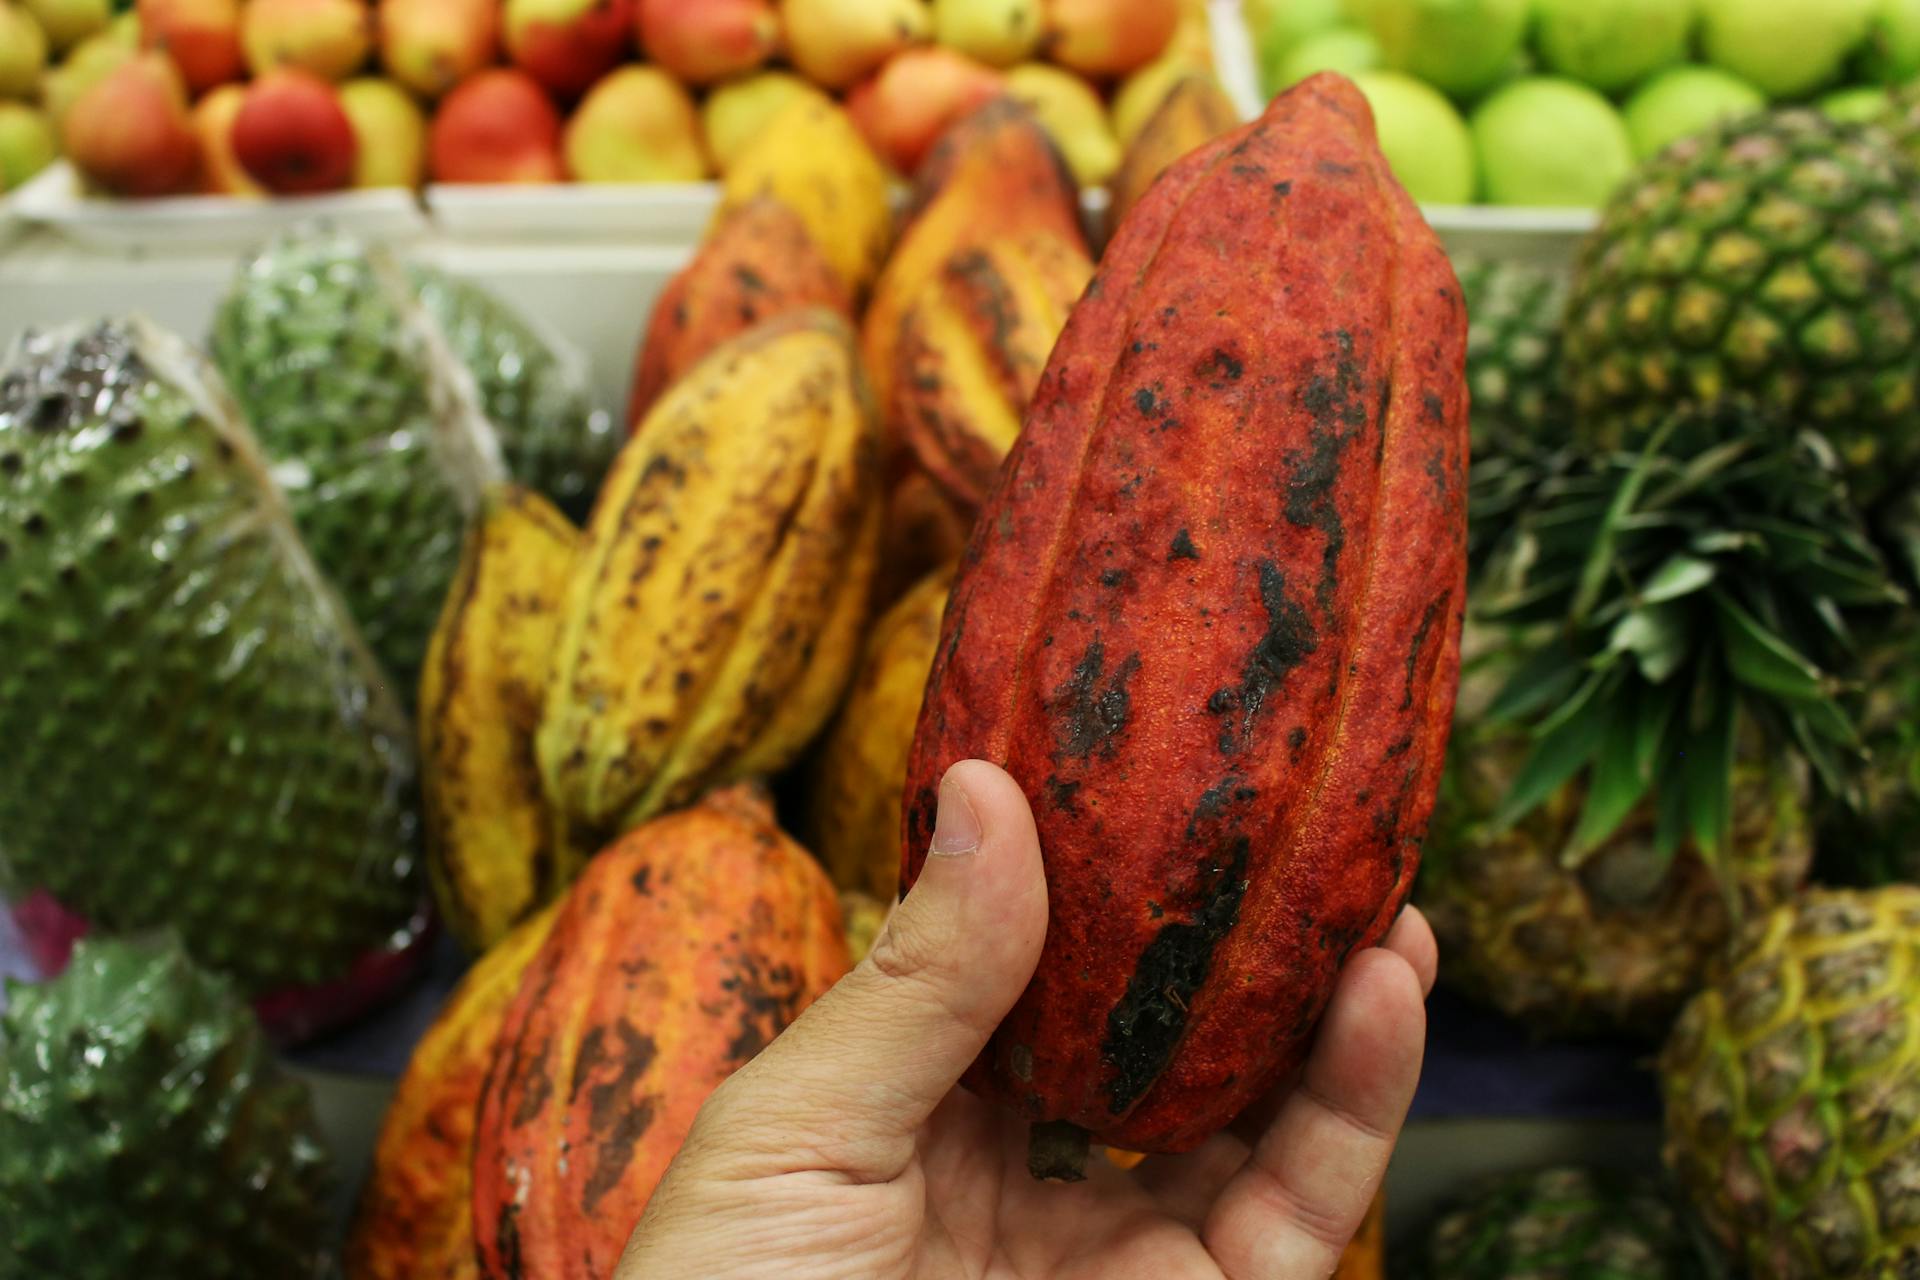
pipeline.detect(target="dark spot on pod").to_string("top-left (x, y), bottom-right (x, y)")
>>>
top-left (1316, 159), bottom-right (1358, 178)
top-left (1135, 388), bottom-right (1158, 416)
top-left (1213, 562), bottom-right (1317, 754)
top-left (734, 264), bottom-right (768, 293)
top-left (1287, 726), bottom-right (1308, 757)
top-left (1384, 735), bottom-right (1412, 760)
top-left (510, 1037), bottom-right (554, 1127)
top-left (578, 1022), bottom-right (660, 1215)
top-left (1401, 597), bottom-right (1445, 711)
top-left (1047, 775), bottom-right (1082, 813)
top-left (1100, 568), bottom-right (1127, 588)
top-left (1148, 900), bottom-right (1163, 919)
top-left (1231, 162), bottom-right (1266, 178)
top-left (1272, 180), bottom-right (1293, 198)
top-left (1198, 349), bottom-right (1244, 385)
top-left (495, 1204), bottom-right (526, 1279)
top-left (1100, 833), bottom-right (1252, 1115)
top-left (1050, 639), bottom-right (1142, 760)
top-left (1168, 528), bottom-right (1199, 561)
top-left (1422, 391), bottom-right (1446, 425)
top-left (631, 865), bottom-right (652, 895)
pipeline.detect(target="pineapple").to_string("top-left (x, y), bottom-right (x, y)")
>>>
top-left (1457, 254), bottom-right (1571, 458)
top-left (1818, 634), bottom-right (1920, 889)
top-left (1422, 405), bottom-right (1900, 1037)
top-left (1660, 887), bottom-right (1920, 1278)
top-left (1563, 108), bottom-right (1920, 507)
top-left (1399, 1166), bottom-right (1706, 1279)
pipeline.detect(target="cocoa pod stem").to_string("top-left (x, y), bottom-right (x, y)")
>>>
top-left (1027, 1121), bottom-right (1091, 1182)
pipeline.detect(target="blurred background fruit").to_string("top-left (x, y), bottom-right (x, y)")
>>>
top-left (1621, 63), bottom-right (1765, 159)
top-left (0, 2), bottom-right (48, 98)
top-left (1471, 77), bottom-right (1633, 207)
top-left (231, 66), bottom-right (358, 192)
top-left (561, 61), bottom-right (705, 181)
top-left (1352, 68), bottom-right (1472, 204)
top-left (0, 97), bottom-right (53, 188)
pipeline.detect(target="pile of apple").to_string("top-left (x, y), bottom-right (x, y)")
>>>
top-left (0, 0), bottom-right (1214, 200)
top-left (1247, 0), bottom-right (1920, 209)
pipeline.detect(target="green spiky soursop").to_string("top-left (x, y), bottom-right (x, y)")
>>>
top-left (1400, 1166), bottom-right (1707, 1278)
top-left (0, 935), bottom-right (335, 1280)
top-left (0, 319), bottom-right (422, 1024)
top-left (410, 266), bottom-right (616, 521)
top-left (211, 231), bottom-right (506, 701)
top-left (1563, 109), bottom-right (1920, 507)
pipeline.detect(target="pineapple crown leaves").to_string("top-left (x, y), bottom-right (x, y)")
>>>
top-left (1477, 405), bottom-right (1904, 871)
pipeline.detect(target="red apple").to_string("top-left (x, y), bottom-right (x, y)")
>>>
top-left (429, 66), bottom-right (563, 181)
top-left (61, 50), bottom-right (200, 195)
top-left (635, 0), bottom-right (776, 83)
top-left (503, 0), bottom-right (631, 99)
top-left (231, 66), bottom-right (357, 192)
top-left (139, 0), bottom-right (243, 93)
top-left (846, 46), bottom-right (1003, 173)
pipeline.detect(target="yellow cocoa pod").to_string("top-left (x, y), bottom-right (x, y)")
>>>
top-left (1110, 0), bottom-right (1219, 145)
top-left (808, 563), bottom-right (954, 899)
top-left (1109, 72), bottom-right (1240, 226)
top-left (839, 890), bottom-right (889, 964)
top-left (539, 310), bottom-right (881, 858)
top-left (893, 230), bottom-right (1092, 510)
top-left (418, 486), bottom-right (581, 952)
top-left (719, 96), bottom-right (893, 297)
top-left (345, 903), bottom-right (560, 1280)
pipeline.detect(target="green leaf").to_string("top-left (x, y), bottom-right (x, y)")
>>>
top-left (1641, 554), bottom-right (1717, 605)
top-left (1715, 592), bottom-right (1828, 702)
top-left (1491, 673), bottom-right (1616, 830)
top-left (1609, 602), bottom-right (1692, 684)
top-left (1634, 682), bottom-right (1681, 779)
top-left (1484, 642), bottom-right (1583, 725)
top-left (1682, 688), bottom-right (1737, 865)
top-left (1572, 426), bottom-right (1676, 623)
top-left (1567, 697), bottom-right (1655, 857)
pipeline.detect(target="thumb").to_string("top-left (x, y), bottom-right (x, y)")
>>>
top-left (690, 759), bottom-right (1048, 1181)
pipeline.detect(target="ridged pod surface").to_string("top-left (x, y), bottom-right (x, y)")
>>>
top-left (471, 787), bottom-right (851, 1280)
top-left (808, 563), bottom-right (955, 899)
top-left (893, 231), bottom-right (1093, 510)
top-left (862, 100), bottom-right (1086, 419)
top-left (346, 905), bottom-right (559, 1280)
top-left (717, 96), bottom-right (893, 297)
top-left (419, 486), bottom-right (581, 953)
top-left (902, 74), bottom-right (1469, 1160)
top-left (1109, 72), bottom-right (1240, 227)
top-left (539, 311), bottom-right (880, 859)
top-left (626, 197), bottom-right (851, 428)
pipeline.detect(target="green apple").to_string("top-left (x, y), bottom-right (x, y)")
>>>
top-left (1360, 0), bottom-right (1530, 100)
top-left (1472, 76), bottom-right (1633, 207)
top-left (18, 0), bottom-right (106, 52)
top-left (1820, 84), bottom-right (1892, 122)
top-left (1352, 69), bottom-right (1475, 204)
top-left (0, 98), bottom-right (54, 190)
top-left (1268, 26), bottom-right (1380, 91)
top-left (1249, 0), bottom-right (1346, 62)
top-left (0, 4), bottom-right (47, 98)
top-left (1534, 0), bottom-right (1696, 93)
top-left (1622, 65), bottom-right (1766, 159)
top-left (1861, 0), bottom-right (1920, 82)
top-left (1700, 0), bottom-right (1876, 99)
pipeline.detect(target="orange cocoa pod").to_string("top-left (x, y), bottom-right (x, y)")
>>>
top-left (893, 229), bottom-right (1092, 510)
top-left (626, 196), bottom-right (851, 429)
top-left (346, 904), bottom-right (560, 1280)
top-left (470, 785), bottom-right (851, 1278)
top-left (902, 74), bottom-right (1469, 1171)
top-left (861, 99), bottom-right (1086, 421)
top-left (873, 468), bottom-right (973, 609)
top-left (1333, 1191), bottom-right (1386, 1280)
top-left (1108, 72), bottom-right (1239, 227)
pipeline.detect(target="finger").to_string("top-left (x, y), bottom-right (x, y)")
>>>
top-left (691, 759), bottom-right (1049, 1182)
top-left (1202, 948), bottom-right (1425, 1280)
top-left (1382, 906), bottom-right (1438, 997)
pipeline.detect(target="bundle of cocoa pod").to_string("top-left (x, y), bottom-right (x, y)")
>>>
top-left (353, 75), bottom-right (1461, 1279)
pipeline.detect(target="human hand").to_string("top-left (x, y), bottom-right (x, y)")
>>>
top-left (618, 759), bottom-right (1436, 1280)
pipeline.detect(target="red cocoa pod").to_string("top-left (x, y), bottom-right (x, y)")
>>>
top-left (626, 196), bottom-right (851, 429)
top-left (471, 784), bottom-right (851, 1277)
top-left (900, 73), bottom-right (1469, 1168)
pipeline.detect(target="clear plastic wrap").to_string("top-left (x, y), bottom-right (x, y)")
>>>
top-left (0, 318), bottom-right (428, 1042)
top-left (209, 229), bottom-right (506, 707)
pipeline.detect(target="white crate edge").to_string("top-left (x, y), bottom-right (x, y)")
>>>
top-left (11, 160), bottom-right (432, 254)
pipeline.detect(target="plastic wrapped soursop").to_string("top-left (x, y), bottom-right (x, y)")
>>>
top-left (211, 230), bottom-right (507, 703)
top-left (0, 318), bottom-right (426, 1042)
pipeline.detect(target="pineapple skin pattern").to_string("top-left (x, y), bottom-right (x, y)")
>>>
top-left (1661, 887), bottom-right (1920, 1278)
top-left (0, 935), bottom-right (335, 1280)
top-left (1564, 109), bottom-right (1920, 506)
top-left (1401, 1166), bottom-right (1702, 1279)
